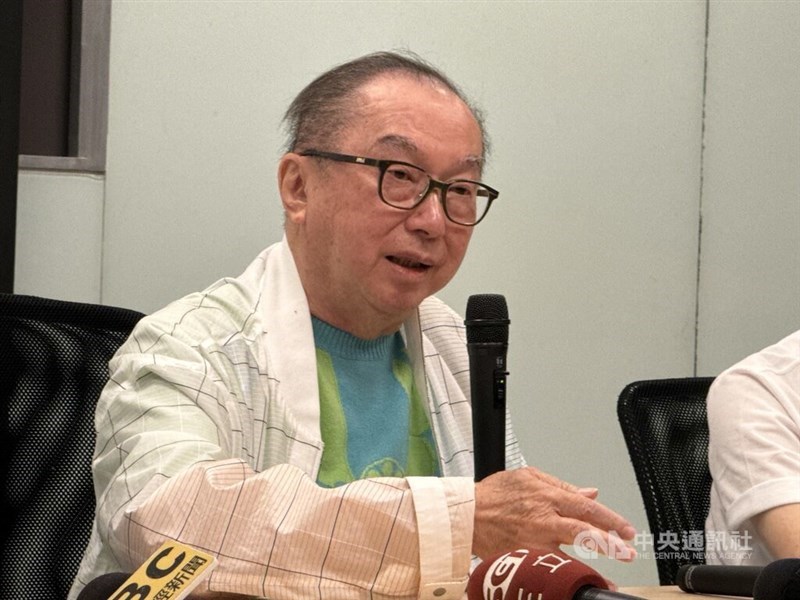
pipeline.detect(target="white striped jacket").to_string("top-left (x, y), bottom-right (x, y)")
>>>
top-left (69, 237), bottom-right (524, 600)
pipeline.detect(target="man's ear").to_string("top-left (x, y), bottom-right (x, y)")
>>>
top-left (278, 153), bottom-right (309, 224)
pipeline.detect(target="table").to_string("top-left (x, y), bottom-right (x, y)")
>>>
top-left (620, 586), bottom-right (747, 599)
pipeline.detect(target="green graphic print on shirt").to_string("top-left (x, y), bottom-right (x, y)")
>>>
top-left (313, 318), bottom-right (440, 488)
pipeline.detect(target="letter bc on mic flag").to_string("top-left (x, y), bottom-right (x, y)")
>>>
top-left (102, 540), bottom-right (216, 600)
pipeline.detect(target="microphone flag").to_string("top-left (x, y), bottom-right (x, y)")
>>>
top-left (103, 540), bottom-right (216, 600)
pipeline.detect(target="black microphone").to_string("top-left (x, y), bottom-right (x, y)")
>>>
top-left (676, 563), bottom-right (762, 597)
top-left (75, 572), bottom-right (211, 600)
top-left (576, 589), bottom-right (648, 600)
top-left (76, 573), bottom-right (131, 600)
top-left (465, 294), bottom-right (509, 482)
top-left (753, 558), bottom-right (800, 600)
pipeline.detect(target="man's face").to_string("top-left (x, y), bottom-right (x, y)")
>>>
top-left (284, 74), bottom-right (485, 338)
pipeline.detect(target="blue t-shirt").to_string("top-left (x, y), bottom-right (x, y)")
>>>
top-left (312, 316), bottom-right (440, 488)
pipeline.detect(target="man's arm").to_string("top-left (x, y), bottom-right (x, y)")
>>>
top-left (706, 331), bottom-right (800, 565)
top-left (750, 504), bottom-right (800, 559)
top-left (111, 460), bottom-right (473, 599)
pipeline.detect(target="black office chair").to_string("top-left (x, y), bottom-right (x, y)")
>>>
top-left (0, 293), bottom-right (145, 600)
top-left (617, 377), bottom-right (716, 585)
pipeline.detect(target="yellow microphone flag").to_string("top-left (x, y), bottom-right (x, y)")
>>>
top-left (106, 540), bottom-right (216, 600)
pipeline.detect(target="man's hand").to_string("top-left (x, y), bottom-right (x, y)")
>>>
top-left (472, 467), bottom-right (637, 561)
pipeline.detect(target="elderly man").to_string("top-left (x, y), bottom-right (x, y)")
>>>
top-left (70, 51), bottom-right (635, 600)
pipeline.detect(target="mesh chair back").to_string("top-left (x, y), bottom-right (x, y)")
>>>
top-left (617, 377), bottom-right (715, 585)
top-left (0, 294), bottom-right (145, 600)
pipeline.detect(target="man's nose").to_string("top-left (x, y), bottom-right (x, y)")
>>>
top-left (406, 187), bottom-right (447, 237)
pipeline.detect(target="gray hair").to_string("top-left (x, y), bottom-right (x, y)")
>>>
top-left (281, 50), bottom-right (490, 159)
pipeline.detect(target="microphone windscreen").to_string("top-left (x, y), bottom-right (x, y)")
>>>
top-left (676, 563), bottom-right (762, 596)
top-left (465, 294), bottom-right (508, 344)
top-left (76, 572), bottom-right (131, 600)
top-left (467, 547), bottom-right (608, 600)
top-left (753, 558), bottom-right (800, 600)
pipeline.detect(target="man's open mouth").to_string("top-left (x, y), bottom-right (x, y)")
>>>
top-left (387, 256), bottom-right (431, 270)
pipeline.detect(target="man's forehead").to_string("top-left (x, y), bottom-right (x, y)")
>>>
top-left (359, 71), bottom-right (450, 95)
top-left (345, 74), bottom-right (484, 165)
top-left (355, 73), bottom-right (468, 117)
top-left (371, 134), bottom-right (483, 169)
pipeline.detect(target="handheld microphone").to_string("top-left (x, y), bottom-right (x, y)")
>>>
top-left (77, 540), bottom-right (216, 600)
top-left (753, 558), bottom-right (800, 600)
top-left (76, 573), bottom-right (131, 600)
top-left (467, 547), bottom-right (646, 600)
top-left (465, 293), bottom-right (509, 481)
top-left (676, 563), bottom-right (762, 597)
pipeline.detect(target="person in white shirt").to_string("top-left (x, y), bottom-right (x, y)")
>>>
top-left (706, 329), bottom-right (800, 566)
top-left (69, 51), bottom-right (636, 600)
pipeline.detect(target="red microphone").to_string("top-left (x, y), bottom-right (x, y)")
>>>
top-left (467, 547), bottom-right (646, 600)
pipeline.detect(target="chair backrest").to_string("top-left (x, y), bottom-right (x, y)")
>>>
top-left (0, 293), bottom-right (145, 600)
top-left (617, 377), bottom-right (715, 585)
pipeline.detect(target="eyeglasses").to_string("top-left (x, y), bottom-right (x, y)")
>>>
top-left (299, 150), bottom-right (499, 226)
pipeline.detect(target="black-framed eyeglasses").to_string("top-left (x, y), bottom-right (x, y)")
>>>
top-left (300, 150), bottom-right (499, 226)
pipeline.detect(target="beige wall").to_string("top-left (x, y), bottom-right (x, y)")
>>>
top-left (15, 0), bottom-right (800, 586)
top-left (697, 2), bottom-right (800, 374)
